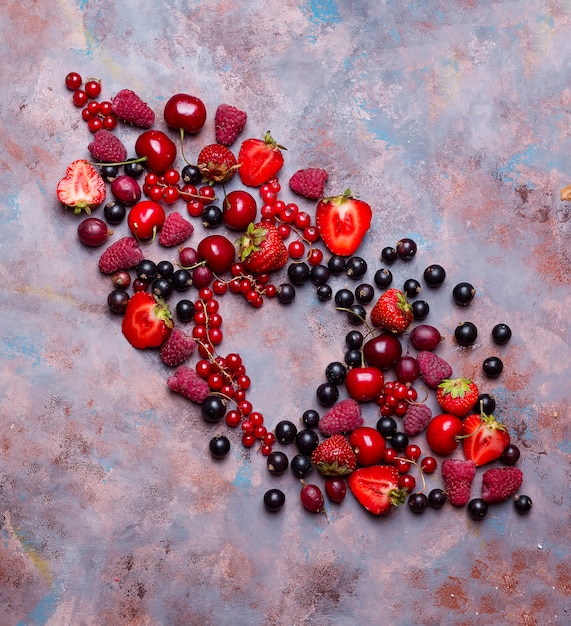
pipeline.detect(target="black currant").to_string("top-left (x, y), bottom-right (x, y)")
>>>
top-left (171, 269), bottom-right (193, 291)
top-left (376, 416), bottom-right (397, 439)
top-left (408, 492), bottom-right (429, 514)
top-left (325, 361), bottom-right (347, 385)
top-left (310, 264), bottom-right (331, 285)
top-left (474, 393), bottom-right (496, 415)
top-left (316, 382), bottom-right (339, 407)
top-left (124, 161), bottom-right (145, 179)
top-left (316, 284), bottom-right (333, 301)
top-left (381, 247), bottom-right (398, 264)
top-left (100, 164), bottom-right (119, 181)
top-left (454, 321), bottom-right (478, 347)
top-left (302, 409), bottom-right (320, 429)
top-left (334, 288), bottom-right (355, 308)
top-left (156, 260), bottom-right (174, 279)
top-left (483, 356), bottom-right (503, 378)
top-left (374, 268), bottom-right (393, 289)
top-left (288, 262), bottom-right (310, 285)
top-left (346, 304), bottom-right (366, 325)
top-left (263, 488), bottom-right (286, 512)
top-left (346, 330), bottom-right (364, 349)
top-left (202, 205), bottom-right (223, 228)
top-left (396, 238), bottom-right (417, 260)
top-left (295, 430), bottom-right (320, 456)
top-left (176, 299), bottom-right (195, 322)
top-left (209, 435), bottom-right (231, 459)
top-left (355, 283), bottom-right (375, 304)
top-left (492, 323), bottom-right (512, 345)
top-left (345, 256), bottom-right (367, 279)
top-left (499, 444), bottom-right (520, 466)
top-left (412, 300), bottom-right (430, 320)
top-left (290, 454), bottom-right (313, 478)
top-left (136, 259), bottom-right (157, 281)
top-left (152, 277), bottom-right (173, 299)
top-left (103, 201), bottom-right (126, 224)
top-left (181, 164), bottom-right (202, 185)
top-left (201, 395), bottom-right (227, 422)
top-left (403, 278), bottom-right (422, 298)
top-left (275, 420), bottom-right (298, 444)
top-left (514, 494), bottom-right (533, 514)
top-left (428, 488), bottom-right (447, 509)
top-left (267, 451), bottom-right (289, 475)
top-left (467, 498), bottom-right (488, 520)
top-left (391, 431), bottom-right (409, 451)
top-left (107, 289), bottom-right (130, 314)
top-left (327, 255), bottom-right (347, 275)
top-left (423, 264), bottom-right (446, 287)
top-left (452, 282), bottom-right (476, 306)
top-left (276, 283), bottom-right (296, 304)
top-left (344, 349), bottom-right (363, 368)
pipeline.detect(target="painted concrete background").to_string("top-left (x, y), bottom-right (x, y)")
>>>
top-left (1, 1), bottom-right (570, 624)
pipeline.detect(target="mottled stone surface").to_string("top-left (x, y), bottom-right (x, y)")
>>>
top-left (1, 1), bottom-right (570, 625)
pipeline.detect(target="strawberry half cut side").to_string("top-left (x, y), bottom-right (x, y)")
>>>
top-left (56, 159), bottom-right (106, 214)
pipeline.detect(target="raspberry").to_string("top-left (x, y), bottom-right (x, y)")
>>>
top-left (417, 350), bottom-right (453, 388)
top-left (289, 168), bottom-right (328, 200)
top-left (403, 403), bottom-right (432, 437)
top-left (111, 89), bottom-right (155, 128)
top-left (87, 129), bottom-right (127, 163)
top-left (158, 211), bottom-right (194, 247)
top-left (159, 328), bottom-right (196, 367)
top-left (441, 459), bottom-right (476, 506)
top-left (98, 236), bottom-right (144, 275)
top-left (481, 467), bottom-right (523, 503)
top-left (167, 366), bottom-right (210, 403)
top-left (214, 103), bottom-right (247, 146)
top-left (318, 398), bottom-right (364, 436)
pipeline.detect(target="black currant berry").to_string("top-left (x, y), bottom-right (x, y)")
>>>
top-left (423, 264), bottom-right (446, 287)
top-left (316, 382), bottom-right (339, 407)
top-left (103, 201), bottom-right (126, 224)
top-left (483, 356), bottom-right (503, 378)
top-left (412, 300), bottom-right (430, 320)
top-left (136, 259), bottom-right (158, 281)
top-left (403, 278), bottom-right (422, 298)
top-left (201, 395), bottom-right (227, 422)
top-left (267, 451), bottom-right (289, 475)
top-left (263, 488), bottom-right (286, 512)
top-left (381, 247), bottom-right (398, 264)
top-left (181, 164), bottom-right (202, 185)
top-left (499, 444), bottom-right (521, 466)
top-left (171, 269), bottom-right (193, 291)
top-left (290, 454), bottom-right (313, 478)
top-left (124, 161), bottom-right (145, 179)
top-left (209, 435), bottom-right (231, 459)
top-left (396, 238), bottom-right (417, 260)
top-left (107, 289), bottom-right (130, 314)
top-left (202, 205), bottom-right (223, 228)
top-left (374, 268), bottom-right (393, 289)
top-left (295, 430), bottom-right (320, 456)
top-left (316, 284), bottom-right (333, 301)
top-left (514, 494), bottom-right (533, 514)
top-left (175, 299), bottom-right (195, 322)
top-left (100, 164), bottom-right (119, 181)
top-left (276, 283), bottom-right (296, 304)
top-left (376, 416), bottom-right (398, 439)
top-left (288, 262), bottom-right (310, 285)
top-left (325, 361), bottom-right (347, 385)
top-left (391, 431), bottom-right (409, 451)
top-left (334, 288), bottom-right (355, 308)
top-left (428, 488), bottom-right (447, 509)
top-left (454, 321), bottom-right (478, 347)
top-left (355, 283), bottom-right (375, 305)
top-left (344, 349), bottom-right (363, 368)
top-left (310, 264), bottom-right (331, 285)
top-left (467, 498), bottom-right (488, 520)
top-left (346, 330), bottom-right (364, 350)
top-left (492, 323), bottom-right (512, 345)
top-left (452, 282), bottom-right (476, 306)
top-left (474, 393), bottom-right (496, 415)
top-left (346, 256), bottom-right (368, 279)
top-left (327, 255), bottom-right (347, 275)
top-left (408, 492), bottom-right (429, 514)
top-left (302, 409), bottom-right (320, 429)
top-left (274, 420), bottom-right (298, 444)
top-left (152, 277), bottom-right (173, 299)
top-left (156, 260), bottom-right (174, 279)
top-left (346, 304), bottom-right (366, 325)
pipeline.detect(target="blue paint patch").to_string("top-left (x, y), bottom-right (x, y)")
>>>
top-left (300, 0), bottom-right (341, 26)
top-left (76, 0), bottom-right (89, 10)
top-left (232, 460), bottom-right (252, 490)
top-left (17, 584), bottom-right (61, 626)
top-left (1, 193), bottom-right (21, 225)
top-left (493, 144), bottom-right (538, 188)
top-left (2, 334), bottom-right (45, 367)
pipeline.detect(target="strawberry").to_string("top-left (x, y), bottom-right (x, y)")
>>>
top-left (370, 288), bottom-right (413, 333)
top-left (441, 459), bottom-right (476, 506)
top-left (236, 222), bottom-right (288, 273)
top-left (121, 292), bottom-right (173, 349)
top-left (481, 467), bottom-right (523, 503)
top-left (167, 365), bottom-right (210, 403)
top-left (289, 167), bottom-right (328, 200)
top-left (111, 89), bottom-right (155, 128)
top-left (197, 144), bottom-right (239, 184)
top-left (158, 211), bottom-right (194, 247)
top-left (318, 398), bottom-right (363, 436)
top-left (315, 189), bottom-right (372, 256)
top-left (461, 412), bottom-right (511, 467)
top-left (159, 328), bottom-right (196, 367)
top-left (214, 103), bottom-right (247, 146)
top-left (436, 377), bottom-right (479, 417)
top-left (237, 131), bottom-right (285, 187)
top-left (88, 129), bottom-right (127, 163)
top-left (403, 403), bottom-right (432, 437)
top-left (348, 465), bottom-right (407, 515)
top-left (416, 350), bottom-right (453, 388)
top-left (98, 236), bottom-right (144, 275)
top-left (56, 159), bottom-right (106, 214)
top-left (311, 434), bottom-right (357, 476)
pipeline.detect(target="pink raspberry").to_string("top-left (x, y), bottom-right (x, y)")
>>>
top-left (98, 237), bottom-right (144, 275)
top-left (289, 168), bottom-right (328, 200)
top-left (111, 89), bottom-right (155, 128)
top-left (88, 129), bottom-right (127, 163)
top-left (403, 403), bottom-right (432, 437)
top-left (214, 103), bottom-right (247, 146)
top-left (159, 328), bottom-right (196, 367)
top-left (167, 366), bottom-right (210, 403)
top-left (441, 459), bottom-right (476, 506)
top-left (158, 211), bottom-right (194, 247)
top-left (417, 351), bottom-right (453, 388)
top-left (481, 467), bottom-right (523, 503)
top-left (318, 398), bottom-right (363, 436)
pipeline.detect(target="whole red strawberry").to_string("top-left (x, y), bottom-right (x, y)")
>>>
top-left (236, 222), bottom-right (288, 273)
top-left (370, 288), bottom-right (413, 333)
top-left (197, 144), bottom-right (238, 184)
top-left (238, 131), bottom-right (285, 187)
top-left (57, 160), bottom-right (106, 214)
top-left (436, 377), bottom-right (479, 417)
top-left (311, 434), bottom-right (357, 477)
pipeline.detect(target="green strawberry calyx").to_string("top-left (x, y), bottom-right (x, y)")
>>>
top-left (262, 130), bottom-right (287, 151)
top-left (438, 377), bottom-right (474, 398)
top-left (236, 222), bottom-right (268, 260)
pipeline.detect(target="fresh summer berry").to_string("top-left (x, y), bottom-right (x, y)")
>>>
top-left (135, 130), bottom-right (177, 175)
top-left (167, 366), bottom-right (210, 403)
top-left (163, 93), bottom-right (207, 134)
top-left (295, 429), bottom-right (320, 456)
top-left (159, 327), bottom-right (196, 367)
top-left (214, 103), bottom-right (247, 146)
top-left (197, 144), bottom-right (238, 184)
top-left (263, 488), bottom-right (286, 512)
top-left (374, 268), bottom-right (393, 288)
top-left (425, 413), bottom-right (463, 455)
top-left (325, 477), bottom-right (347, 503)
top-left (201, 395), bottom-right (227, 422)
top-left (514, 494), bottom-right (533, 514)
top-left (396, 238), bottom-right (417, 260)
top-left (209, 435), bottom-right (231, 459)
top-left (274, 420), bottom-right (298, 444)
top-left (267, 451), bottom-right (289, 475)
top-left (65, 71), bottom-right (82, 90)
top-left (103, 201), bottom-right (126, 224)
top-left (197, 234), bottom-right (236, 273)
top-left (311, 434), bottom-right (357, 477)
top-left (290, 454), bottom-right (313, 478)
top-left (403, 278), bottom-right (421, 298)
top-left (222, 190), bottom-right (257, 230)
top-left (88, 129), bottom-right (128, 163)
top-left (158, 211), bottom-right (194, 247)
top-left (452, 282), bottom-right (476, 305)
top-left (370, 288), bottom-right (413, 333)
top-left (408, 492), bottom-right (429, 514)
top-left (454, 321), bottom-right (478, 347)
top-left (416, 350), bottom-right (453, 388)
top-left (84, 79), bottom-right (102, 98)
top-left (481, 467), bottom-right (523, 503)
top-left (467, 498), bottom-right (488, 520)
top-left (441, 459), bottom-right (477, 506)
top-left (348, 465), bottom-right (407, 516)
top-left (121, 292), bottom-right (173, 349)
top-left (423, 264), bottom-right (446, 286)
top-left (107, 289), bottom-right (130, 314)
top-left (300, 483), bottom-right (325, 513)
top-left (111, 175), bottom-right (142, 205)
top-left (98, 236), bottom-right (144, 275)
top-left (238, 131), bottom-right (285, 187)
top-left (492, 323), bottom-right (512, 344)
top-left (409, 324), bottom-right (443, 351)
top-left (436, 377), bottom-right (479, 417)
top-left (316, 382), bottom-right (339, 407)
top-left (428, 488), bottom-right (447, 509)
top-left (482, 356), bottom-right (503, 378)
top-left (363, 332), bottom-right (403, 370)
top-left (411, 300), bottom-right (430, 320)
top-left (77, 217), bottom-right (111, 247)
top-left (348, 427), bottom-right (386, 466)
top-left (57, 159), bottom-right (106, 214)
top-left (499, 444), bottom-right (521, 466)
top-left (289, 167), bottom-right (328, 200)
top-left (236, 222), bottom-right (288, 273)
top-left (302, 409), bottom-right (320, 429)
top-left (462, 412), bottom-right (511, 467)
top-left (345, 366), bottom-right (384, 402)
top-left (315, 189), bottom-right (372, 256)
top-left (111, 88), bottom-right (155, 128)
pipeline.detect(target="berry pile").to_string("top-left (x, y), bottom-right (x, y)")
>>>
top-left (58, 73), bottom-right (532, 523)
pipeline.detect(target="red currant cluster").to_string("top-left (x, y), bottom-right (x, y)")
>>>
top-left (141, 169), bottom-right (216, 208)
top-left (65, 72), bottom-right (117, 133)
top-left (211, 263), bottom-right (277, 308)
top-left (375, 379), bottom-right (418, 417)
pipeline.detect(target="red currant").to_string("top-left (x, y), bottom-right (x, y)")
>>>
top-left (102, 115), bottom-right (118, 130)
top-left (198, 186), bottom-right (216, 205)
top-left (288, 240), bottom-right (306, 259)
top-left (87, 117), bottom-right (103, 133)
top-left (164, 169), bottom-right (181, 185)
top-left (398, 474), bottom-right (417, 492)
top-left (99, 100), bottom-right (113, 116)
top-left (163, 186), bottom-right (180, 204)
top-left (405, 444), bottom-right (422, 461)
top-left (65, 72), bottom-right (82, 90)
top-left (72, 89), bottom-right (88, 107)
top-left (241, 433), bottom-right (256, 448)
top-left (187, 199), bottom-right (204, 217)
top-left (225, 410), bottom-right (241, 428)
top-left (84, 79), bottom-right (102, 98)
top-left (294, 211), bottom-right (311, 229)
top-left (420, 456), bottom-right (438, 474)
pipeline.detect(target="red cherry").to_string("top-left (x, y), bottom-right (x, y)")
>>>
top-left (163, 93), bottom-right (207, 134)
top-left (348, 427), bottom-right (386, 466)
top-left (135, 130), bottom-right (177, 174)
top-left (127, 200), bottom-right (165, 240)
top-left (197, 235), bottom-right (236, 273)
top-left (222, 190), bottom-right (257, 230)
top-left (344, 366), bottom-right (384, 402)
top-left (363, 333), bottom-right (403, 370)
top-left (425, 414), bottom-right (463, 455)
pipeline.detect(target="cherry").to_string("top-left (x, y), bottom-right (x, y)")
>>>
top-left (300, 483), bottom-right (325, 513)
top-left (425, 413), bottom-right (463, 455)
top-left (197, 235), bottom-right (236, 273)
top-left (349, 426), bottom-right (386, 466)
top-left (223, 190), bottom-right (257, 230)
top-left (363, 333), bottom-right (403, 370)
top-left (135, 130), bottom-right (177, 174)
top-left (345, 366), bottom-right (384, 402)
top-left (127, 200), bottom-right (165, 240)
top-left (163, 93), bottom-right (207, 134)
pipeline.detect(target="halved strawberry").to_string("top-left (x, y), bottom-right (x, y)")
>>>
top-left (121, 292), bottom-right (173, 349)
top-left (461, 412), bottom-right (511, 467)
top-left (237, 131), bottom-right (285, 187)
top-left (56, 159), bottom-right (106, 214)
top-left (347, 465), bottom-right (407, 515)
top-left (315, 189), bottom-right (372, 256)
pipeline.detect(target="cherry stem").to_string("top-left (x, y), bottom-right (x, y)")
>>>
top-left (179, 128), bottom-right (192, 166)
top-left (88, 156), bottom-right (147, 168)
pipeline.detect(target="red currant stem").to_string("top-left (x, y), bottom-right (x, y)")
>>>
top-left (394, 457), bottom-right (427, 493)
top-left (274, 216), bottom-right (320, 263)
top-left (178, 187), bottom-right (218, 203)
top-left (177, 259), bottom-right (207, 271)
top-left (406, 386), bottom-right (429, 405)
